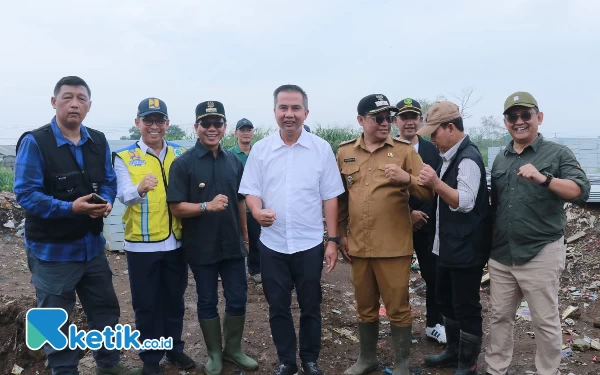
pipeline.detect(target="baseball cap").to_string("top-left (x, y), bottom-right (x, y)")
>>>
top-left (396, 98), bottom-right (422, 115)
top-left (236, 118), bottom-right (254, 130)
top-left (416, 101), bottom-right (461, 136)
top-left (503, 91), bottom-right (538, 114)
top-left (195, 101), bottom-right (226, 121)
top-left (137, 97), bottom-right (168, 118)
top-left (357, 94), bottom-right (397, 115)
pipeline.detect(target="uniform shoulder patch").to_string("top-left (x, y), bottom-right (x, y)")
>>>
top-left (339, 138), bottom-right (357, 147)
top-left (393, 136), bottom-right (411, 145)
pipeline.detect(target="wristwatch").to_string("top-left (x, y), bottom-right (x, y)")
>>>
top-left (199, 202), bottom-right (207, 212)
top-left (540, 172), bottom-right (554, 187)
top-left (328, 236), bottom-right (340, 244)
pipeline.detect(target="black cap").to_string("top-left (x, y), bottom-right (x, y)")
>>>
top-left (395, 98), bottom-right (422, 115)
top-left (303, 124), bottom-right (311, 133)
top-left (357, 94), bottom-right (397, 115)
top-left (138, 97), bottom-right (168, 118)
top-left (195, 101), bottom-right (226, 121)
top-left (236, 118), bottom-right (254, 130)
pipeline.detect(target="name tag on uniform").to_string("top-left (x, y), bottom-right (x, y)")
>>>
top-left (344, 158), bottom-right (356, 162)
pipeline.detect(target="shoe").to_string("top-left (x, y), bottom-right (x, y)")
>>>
top-left (426, 324), bottom-right (447, 344)
top-left (199, 317), bottom-right (223, 375)
top-left (165, 351), bottom-right (195, 370)
top-left (390, 325), bottom-right (412, 375)
top-left (344, 321), bottom-right (379, 375)
top-left (251, 273), bottom-right (262, 284)
top-left (141, 362), bottom-right (161, 375)
top-left (424, 317), bottom-right (459, 368)
top-left (222, 314), bottom-right (259, 370)
top-left (454, 331), bottom-right (481, 375)
top-left (301, 361), bottom-right (323, 375)
top-left (273, 363), bottom-right (298, 375)
top-left (96, 362), bottom-right (141, 375)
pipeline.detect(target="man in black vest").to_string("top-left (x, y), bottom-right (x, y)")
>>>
top-left (416, 101), bottom-right (491, 375)
top-left (14, 76), bottom-right (139, 374)
top-left (394, 98), bottom-right (445, 344)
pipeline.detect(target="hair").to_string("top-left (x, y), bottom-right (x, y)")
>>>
top-left (273, 84), bottom-right (308, 110)
top-left (54, 76), bottom-right (91, 98)
top-left (533, 106), bottom-right (540, 114)
top-left (440, 117), bottom-right (464, 132)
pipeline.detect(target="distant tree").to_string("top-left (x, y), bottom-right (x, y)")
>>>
top-left (120, 126), bottom-right (140, 140)
top-left (314, 125), bottom-right (363, 154)
top-left (451, 87), bottom-right (483, 119)
top-left (417, 95), bottom-right (447, 117)
top-left (468, 115), bottom-right (508, 148)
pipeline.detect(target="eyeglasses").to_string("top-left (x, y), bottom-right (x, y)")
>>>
top-left (141, 118), bottom-right (167, 126)
top-left (366, 115), bottom-right (395, 125)
top-left (199, 121), bottom-right (225, 129)
top-left (504, 110), bottom-right (534, 124)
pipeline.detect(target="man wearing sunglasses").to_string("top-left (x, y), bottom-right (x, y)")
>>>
top-left (484, 92), bottom-right (590, 375)
top-left (240, 84), bottom-right (345, 375)
top-left (337, 94), bottom-right (434, 375)
top-left (167, 101), bottom-right (258, 375)
top-left (394, 98), bottom-right (445, 345)
top-left (417, 101), bottom-right (491, 375)
top-left (113, 98), bottom-right (194, 374)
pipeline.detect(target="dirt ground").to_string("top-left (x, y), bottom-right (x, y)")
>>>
top-left (1, 203), bottom-right (600, 375)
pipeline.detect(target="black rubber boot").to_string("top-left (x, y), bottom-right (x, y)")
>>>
top-left (423, 317), bottom-right (459, 368)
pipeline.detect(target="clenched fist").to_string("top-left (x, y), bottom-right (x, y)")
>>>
top-left (517, 164), bottom-right (546, 184)
top-left (253, 209), bottom-right (277, 227)
top-left (138, 174), bottom-right (159, 195)
top-left (418, 164), bottom-right (440, 189)
top-left (384, 164), bottom-right (411, 185)
top-left (207, 194), bottom-right (229, 212)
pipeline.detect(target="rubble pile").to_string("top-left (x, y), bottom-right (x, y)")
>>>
top-left (0, 192), bottom-right (24, 236)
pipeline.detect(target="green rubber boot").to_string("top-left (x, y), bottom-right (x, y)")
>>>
top-left (222, 314), bottom-right (259, 371)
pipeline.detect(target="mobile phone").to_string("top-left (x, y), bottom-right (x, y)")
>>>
top-left (88, 193), bottom-right (108, 204)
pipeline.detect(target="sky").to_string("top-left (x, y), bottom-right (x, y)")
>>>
top-left (1, 0), bottom-right (599, 143)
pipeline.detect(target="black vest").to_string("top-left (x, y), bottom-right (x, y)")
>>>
top-left (16, 124), bottom-right (106, 243)
top-left (435, 136), bottom-right (491, 267)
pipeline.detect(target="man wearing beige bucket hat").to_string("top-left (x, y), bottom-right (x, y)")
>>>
top-left (416, 101), bottom-right (491, 375)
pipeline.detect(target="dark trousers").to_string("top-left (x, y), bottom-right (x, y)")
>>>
top-left (127, 249), bottom-right (188, 364)
top-left (260, 241), bottom-right (324, 365)
top-left (247, 211), bottom-right (261, 275)
top-left (435, 264), bottom-right (484, 336)
top-left (413, 230), bottom-right (442, 327)
top-left (26, 248), bottom-right (121, 375)
top-left (189, 258), bottom-right (247, 320)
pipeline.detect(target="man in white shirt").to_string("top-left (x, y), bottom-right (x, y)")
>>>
top-left (113, 98), bottom-right (194, 375)
top-left (239, 85), bottom-right (345, 375)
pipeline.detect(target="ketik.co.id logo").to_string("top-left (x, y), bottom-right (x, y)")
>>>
top-left (26, 308), bottom-right (172, 351)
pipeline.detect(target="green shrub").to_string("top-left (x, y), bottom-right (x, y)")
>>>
top-left (0, 167), bottom-right (14, 192)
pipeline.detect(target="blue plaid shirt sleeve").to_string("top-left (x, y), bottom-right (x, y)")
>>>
top-left (99, 139), bottom-right (117, 205)
top-left (14, 134), bottom-right (75, 218)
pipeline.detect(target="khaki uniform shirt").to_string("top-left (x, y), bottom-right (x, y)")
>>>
top-left (337, 135), bottom-right (434, 258)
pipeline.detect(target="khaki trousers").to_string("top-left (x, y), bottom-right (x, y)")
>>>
top-left (351, 256), bottom-right (412, 327)
top-left (485, 237), bottom-right (566, 375)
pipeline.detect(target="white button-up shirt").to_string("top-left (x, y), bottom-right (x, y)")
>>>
top-left (239, 129), bottom-right (344, 254)
top-left (114, 139), bottom-right (181, 252)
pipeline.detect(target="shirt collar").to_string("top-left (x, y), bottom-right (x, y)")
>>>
top-left (137, 138), bottom-right (166, 157)
top-left (272, 127), bottom-right (312, 151)
top-left (440, 135), bottom-right (467, 162)
top-left (505, 133), bottom-right (543, 155)
top-left (51, 116), bottom-right (93, 147)
top-left (355, 134), bottom-right (394, 151)
top-left (231, 143), bottom-right (249, 154)
top-left (194, 139), bottom-right (224, 158)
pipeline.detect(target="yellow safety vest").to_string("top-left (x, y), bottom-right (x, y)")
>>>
top-left (115, 142), bottom-right (186, 242)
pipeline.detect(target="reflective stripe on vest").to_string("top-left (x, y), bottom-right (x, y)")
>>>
top-left (116, 143), bottom-right (185, 242)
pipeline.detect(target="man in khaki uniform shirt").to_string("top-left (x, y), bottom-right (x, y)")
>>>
top-left (338, 94), bottom-right (434, 375)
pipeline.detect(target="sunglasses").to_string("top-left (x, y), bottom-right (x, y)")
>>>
top-left (141, 117), bottom-right (167, 126)
top-left (366, 115), bottom-right (395, 125)
top-left (198, 121), bottom-right (225, 129)
top-left (504, 110), bottom-right (534, 124)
